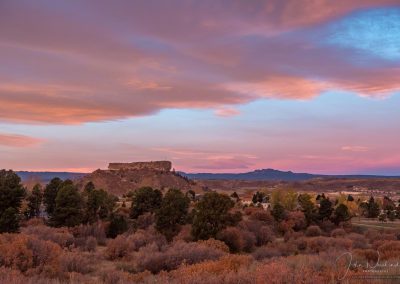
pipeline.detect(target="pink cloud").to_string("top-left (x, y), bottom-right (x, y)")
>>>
top-left (0, 0), bottom-right (399, 125)
top-left (341, 146), bottom-right (370, 152)
top-left (0, 133), bottom-right (43, 147)
top-left (214, 108), bottom-right (240, 117)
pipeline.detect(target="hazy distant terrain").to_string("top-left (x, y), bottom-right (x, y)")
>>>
top-left (180, 169), bottom-right (400, 181)
top-left (17, 171), bottom-right (86, 183)
top-left (17, 168), bottom-right (400, 183)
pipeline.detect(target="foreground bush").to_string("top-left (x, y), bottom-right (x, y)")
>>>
top-left (132, 240), bottom-right (226, 273)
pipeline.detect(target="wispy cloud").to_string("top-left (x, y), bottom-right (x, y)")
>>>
top-left (0, 133), bottom-right (44, 147)
top-left (341, 146), bottom-right (370, 152)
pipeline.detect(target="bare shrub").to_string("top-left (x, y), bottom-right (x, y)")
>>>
top-left (198, 238), bottom-right (230, 253)
top-left (173, 224), bottom-right (193, 242)
top-left (126, 227), bottom-right (167, 252)
top-left (319, 220), bottom-right (336, 233)
top-left (287, 211), bottom-right (307, 231)
top-left (105, 227), bottom-right (167, 260)
top-left (307, 236), bottom-right (352, 253)
top-left (377, 241), bottom-right (400, 260)
top-left (134, 240), bottom-right (225, 273)
top-left (0, 234), bottom-right (62, 274)
top-left (135, 212), bottom-right (154, 229)
top-left (163, 255), bottom-right (254, 283)
top-left (347, 233), bottom-right (369, 249)
top-left (58, 251), bottom-right (93, 274)
top-left (305, 225), bottom-right (322, 237)
top-left (352, 249), bottom-right (379, 263)
top-left (22, 225), bottom-right (74, 248)
top-left (331, 228), bottom-right (346, 238)
top-left (252, 246), bottom-right (282, 260)
top-left (74, 222), bottom-right (107, 245)
top-left (0, 234), bottom-right (33, 272)
top-left (217, 227), bottom-right (245, 253)
top-left (239, 220), bottom-right (274, 246)
top-left (105, 235), bottom-right (130, 260)
top-left (247, 208), bottom-right (274, 224)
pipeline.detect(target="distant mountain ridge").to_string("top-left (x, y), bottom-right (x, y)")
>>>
top-left (178, 168), bottom-right (400, 181)
top-left (16, 171), bottom-right (86, 183)
top-left (16, 168), bottom-right (400, 183)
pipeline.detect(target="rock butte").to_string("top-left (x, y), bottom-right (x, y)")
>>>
top-left (108, 161), bottom-right (172, 172)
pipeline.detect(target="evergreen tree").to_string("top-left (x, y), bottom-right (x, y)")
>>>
top-left (85, 187), bottom-right (116, 223)
top-left (332, 204), bottom-right (350, 225)
top-left (43, 177), bottom-right (62, 217)
top-left (156, 188), bottom-right (190, 241)
top-left (26, 184), bottom-right (43, 219)
top-left (272, 202), bottom-right (286, 222)
top-left (298, 193), bottom-right (317, 225)
top-left (130, 187), bottom-right (162, 219)
top-left (50, 184), bottom-right (83, 227)
top-left (0, 170), bottom-right (26, 232)
top-left (367, 196), bottom-right (380, 218)
top-left (318, 197), bottom-right (333, 221)
top-left (107, 214), bottom-right (128, 238)
top-left (191, 192), bottom-right (237, 240)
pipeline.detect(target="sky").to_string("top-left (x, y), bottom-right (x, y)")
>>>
top-left (1, 0), bottom-right (400, 175)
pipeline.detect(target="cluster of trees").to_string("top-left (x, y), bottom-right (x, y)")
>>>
top-left (0, 170), bottom-right (117, 233)
top-left (0, 170), bottom-right (242, 242)
top-left (128, 187), bottom-right (241, 241)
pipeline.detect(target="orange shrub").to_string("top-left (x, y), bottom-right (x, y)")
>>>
top-left (133, 240), bottom-right (226, 273)
top-left (198, 238), bottom-right (230, 253)
top-left (58, 251), bottom-right (93, 274)
top-left (0, 233), bottom-right (62, 274)
top-left (377, 240), bottom-right (400, 260)
top-left (22, 225), bottom-right (74, 248)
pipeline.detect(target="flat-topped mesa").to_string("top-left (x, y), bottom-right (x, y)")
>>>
top-left (108, 161), bottom-right (172, 172)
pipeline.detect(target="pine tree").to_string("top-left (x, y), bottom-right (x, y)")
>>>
top-left (27, 184), bottom-right (43, 219)
top-left (156, 188), bottom-right (190, 241)
top-left (0, 170), bottom-right (26, 232)
top-left (191, 192), bottom-right (237, 240)
top-left (50, 184), bottom-right (83, 227)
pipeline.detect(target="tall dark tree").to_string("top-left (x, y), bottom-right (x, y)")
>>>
top-left (26, 184), bottom-right (43, 219)
top-left (130, 187), bottom-right (162, 219)
top-left (43, 177), bottom-right (62, 217)
top-left (272, 202), bottom-right (286, 222)
top-left (367, 196), bottom-right (380, 218)
top-left (0, 170), bottom-right (26, 232)
top-left (191, 192), bottom-right (237, 240)
top-left (332, 204), bottom-right (351, 225)
top-left (298, 193), bottom-right (317, 225)
top-left (318, 197), bottom-right (333, 221)
top-left (107, 214), bottom-right (128, 238)
top-left (156, 188), bottom-right (190, 241)
top-left (50, 184), bottom-right (83, 227)
top-left (85, 188), bottom-right (116, 223)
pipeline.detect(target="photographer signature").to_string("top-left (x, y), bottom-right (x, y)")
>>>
top-left (335, 251), bottom-right (400, 280)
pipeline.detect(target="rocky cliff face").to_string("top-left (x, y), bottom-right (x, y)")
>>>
top-left (78, 162), bottom-right (192, 196)
top-left (108, 161), bottom-right (172, 172)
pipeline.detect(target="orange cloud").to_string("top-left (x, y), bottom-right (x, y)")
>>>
top-left (0, 133), bottom-right (43, 147)
top-left (0, 0), bottom-right (399, 125)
